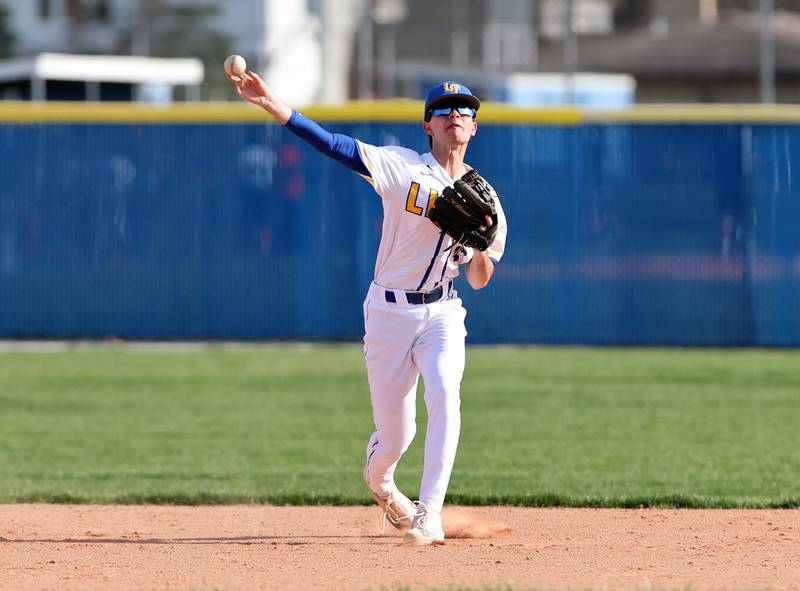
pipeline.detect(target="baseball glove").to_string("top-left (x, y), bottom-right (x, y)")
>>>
top-left (429, 169), bottom-right (499, 251)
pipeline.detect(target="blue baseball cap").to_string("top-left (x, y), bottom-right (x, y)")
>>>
top-left (424, 81), bottom-right (481, 120)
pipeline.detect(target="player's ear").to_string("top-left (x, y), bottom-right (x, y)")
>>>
top-left (470, 120), bottom-right (478, 137)
top-left (422, 121), bottom-right (432, 137)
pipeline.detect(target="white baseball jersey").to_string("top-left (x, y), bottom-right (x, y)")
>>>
top-left (356, 142), bottom-right (507, 292)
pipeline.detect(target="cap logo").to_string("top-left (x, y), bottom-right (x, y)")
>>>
top-left (443, 82), bottom-right (461, 93)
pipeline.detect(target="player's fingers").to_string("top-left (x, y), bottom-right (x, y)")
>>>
top-left (249, 71), bottom-right (268, 87)
top-left (231, 78), bottom-right (248, 96)
top-left (485, 215), bottom-right (494, 227)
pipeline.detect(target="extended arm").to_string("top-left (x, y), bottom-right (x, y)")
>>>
top-left (284, 111), bottom-right (369, 176)
top-left (228, 71), bottom-right (368, 176)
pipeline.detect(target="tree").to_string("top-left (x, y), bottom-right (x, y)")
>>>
top-left (0, 2), bottom-right (15, 58)
top-left (119, 1), bottom-right (234, 100)
top-left (613, 0), bottom-right (654, 30)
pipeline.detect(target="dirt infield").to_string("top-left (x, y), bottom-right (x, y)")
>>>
top-left (0, 505), bottom-right (798, 590)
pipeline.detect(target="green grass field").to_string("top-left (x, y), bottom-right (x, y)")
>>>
top-left (0, 344), bottom-right (798, 507)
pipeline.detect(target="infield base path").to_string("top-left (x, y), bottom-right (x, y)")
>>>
top-left (1, 505), bottom-right (798, 590)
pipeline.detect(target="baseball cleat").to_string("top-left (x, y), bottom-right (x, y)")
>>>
top-left (364, 467), bottom-right (416, 530)
top-left (364, 435), bottom-right (416, 530)
top-left (402, 503), bottom-right (445, 545)
top-left (366, 482), bottom-right (417, 530)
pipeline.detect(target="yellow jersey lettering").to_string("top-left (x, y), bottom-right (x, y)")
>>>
top-left (405, 182), bottom-right (423, 216)
top-left (425, 189), bottom-right (438, 217)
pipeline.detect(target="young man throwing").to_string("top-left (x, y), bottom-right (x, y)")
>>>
top-left (228, 72), bottom-right (507, 545)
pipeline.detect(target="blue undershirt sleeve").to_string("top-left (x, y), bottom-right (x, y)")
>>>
top-left (284, 110), bottom-right (370, 177)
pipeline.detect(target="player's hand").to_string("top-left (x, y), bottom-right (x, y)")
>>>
top-left (227, 71), bottom-right (292, 124)
top-left (478, 215), bottom-right (494, 233)
top-left (228, 71), bottom-right (272, 109)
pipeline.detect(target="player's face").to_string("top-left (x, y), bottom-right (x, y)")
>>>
top-left (423, 103), bottom-right (478, 148)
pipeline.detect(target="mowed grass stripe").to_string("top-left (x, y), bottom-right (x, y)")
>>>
top-left (0, 345), bottom-right (797, 507)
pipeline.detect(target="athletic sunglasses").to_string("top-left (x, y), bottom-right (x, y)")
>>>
top-left (427, 105), bottom-right (476, 119)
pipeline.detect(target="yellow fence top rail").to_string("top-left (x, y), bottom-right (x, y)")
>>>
top-left (0, 100), bottom-right (581, 124)
top-left (582, 104), bottom-right (800, 123)
top-left (2, 101), bottom-right (800, 124)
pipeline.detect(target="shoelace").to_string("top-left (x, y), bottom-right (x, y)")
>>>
top-left (414, 505), bottom-right (428, 530)
top-left (380, 499), bottom-right (418, 534)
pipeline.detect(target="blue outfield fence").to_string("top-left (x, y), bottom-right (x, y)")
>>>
top-left (0, 104), bottom-right (798, 345)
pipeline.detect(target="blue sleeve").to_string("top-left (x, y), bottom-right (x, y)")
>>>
top-left (284, 110), bottom-right (370, 177)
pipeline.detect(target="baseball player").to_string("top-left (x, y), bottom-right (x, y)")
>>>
top-left (228, 72), bottom-right (507, 545)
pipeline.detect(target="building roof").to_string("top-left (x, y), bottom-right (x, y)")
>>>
top-left (0, 53), bottom-right (204, 85)
top-left (537, 10), bottom-right (800, 79)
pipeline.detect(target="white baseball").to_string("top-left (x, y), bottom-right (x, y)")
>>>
top-left (224, 54), bottom-right (247, 76)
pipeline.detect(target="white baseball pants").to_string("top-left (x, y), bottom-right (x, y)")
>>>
top-left (362, 281), bottom-right (467, 513)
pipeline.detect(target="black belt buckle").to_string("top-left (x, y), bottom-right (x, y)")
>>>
top-left (406, 284), bottom-right (443, 305)
top-left (384, 282), bottom-right (448, 305)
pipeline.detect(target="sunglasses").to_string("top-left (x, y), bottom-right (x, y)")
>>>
top-left (427, 105), bottom-right (476, 119)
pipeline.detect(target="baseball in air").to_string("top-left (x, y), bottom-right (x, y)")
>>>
top-left (224, 54), bottom-right (247, 76)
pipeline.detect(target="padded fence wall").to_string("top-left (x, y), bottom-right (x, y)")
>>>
top-left (0, 114), bottom-right (798, 345)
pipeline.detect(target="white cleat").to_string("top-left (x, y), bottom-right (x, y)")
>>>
top-left (368, 487), bottom-right (417, 531)
top-left (364, 455), bottom-right (416, 531)
top-left (403, 503), bottom-right (445, 545)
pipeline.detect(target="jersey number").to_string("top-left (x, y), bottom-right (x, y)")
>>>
top-left (405, 182), bottom-right (438, 217)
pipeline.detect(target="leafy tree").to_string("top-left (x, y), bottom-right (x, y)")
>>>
top-left (0, 2), bottom-right (15, 58)
top-left (613, 0), bottom-right (654, 30)
top-left (118, 1), bottom-right (234, 100)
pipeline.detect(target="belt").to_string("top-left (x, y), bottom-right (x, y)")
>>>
top-left (385, 282), bottom-right (449, 305)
